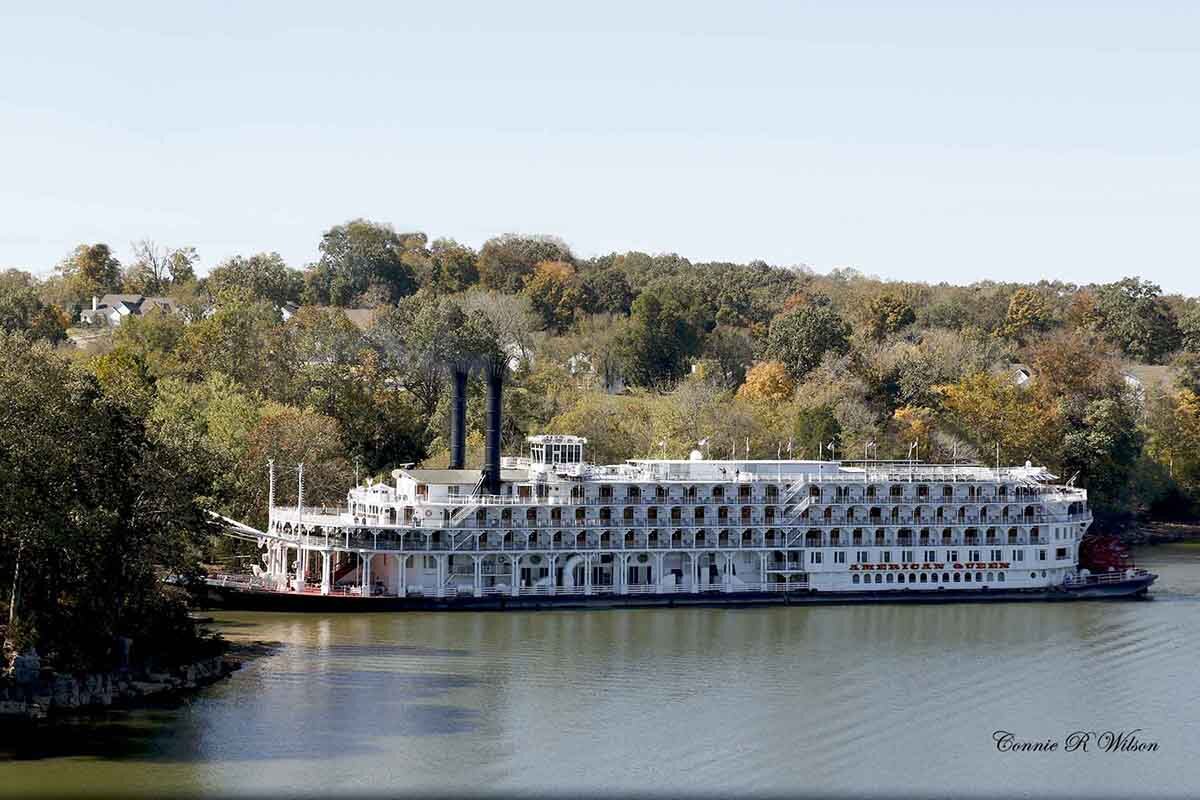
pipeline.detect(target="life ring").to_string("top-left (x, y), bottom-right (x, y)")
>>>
top-left (424, 509), bottom-right (432, 518)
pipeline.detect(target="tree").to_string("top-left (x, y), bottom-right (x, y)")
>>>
top-left (124, 241), bottom-right (198, 295)
top-left (205, 252), bottom-right (302, 306)
top-left (616, 290), bottom-right (700, 387)
top-left (793, 405), bottom-right (841, 459)
top-left (55, 243), bottom-right (122, 309)
top-left (702, 326), bottom-right (755, 390)
top-left (0, 333), bottom-right (210, 670)
top-left (1001, 287), bottom-right (1054, 343)
top-left (1179, 301), bottom-right (1200, 353)
top-left (736, 361), bottom-right (796, 403)
top-left (1092, 277), bottom-right (1180, 363)
top-left (863, 293), bottom-right (916, 341)
top-left (477, 234), bottom-right (572, 293)
top-left (1061, 397), bottom-right (1144, 521)
top-left (177, 288), bottom-right (284, 394)
top-left (0, 273), bottom-right (68, 344)
top-left (305, 220), bottom-right (420, 306)
top-left (892, 405), bottom-right (936, 459)
top-left (936, 371), bottom-right (1063, 466)
top-left (428, 238), bottom-right (479, 293)
top-left (581, 268), bottom-right (634, 315)
top-left (762, 304), bottom-right (851, 381)
top-left (523, 260), bottom-right (585, 332)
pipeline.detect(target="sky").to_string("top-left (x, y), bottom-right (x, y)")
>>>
top-left (2, 1), bottom-right (1198, 293)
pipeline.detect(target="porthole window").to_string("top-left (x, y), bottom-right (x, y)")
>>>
top-left (1041, 570), bottom-right (1047, 578)
top-left (1030, 572), bottom-right (1037, 579)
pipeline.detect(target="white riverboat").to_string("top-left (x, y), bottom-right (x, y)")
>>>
top-left (207, 432), bottom-right (1155, 610)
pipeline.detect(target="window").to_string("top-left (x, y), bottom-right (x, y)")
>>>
top-left (925, 550), bottom-right (937, 562)
top-left (1056, 547), bottom-right (1068, 560)
top-left (874, 573), bottom-right (883, 584)
top-left (1039, 550), bottom-right (1047, 561)
top-left (920, 573), bottom-right (928, 583)
top-left (809, 552), bottom-right (823, 565)
top-left (964, 572), bottom-right (972, 582)
top-left (857, 551), bottom-right (869, 563)
top-left (954, 572), bottom-right (962, 582)
top-left (423, 556), bottom-right (437, 569)
top-left (1030, 572), bottom-right (1037, 579)
top-left (1013, 550), bottom-right (1024, 562)
top-left (881, 551), bottom-right (891, 563)
top-left (930, 572), bottom-right (938, 583)
top-left (834, 551), bottom-right (846, 564)
top-left (969, 550), bottom-right (981, 562)
top-left (991, 549), bottom-right (1003, 562)
top-left (948, 550), bottom-right (959, 563)
top-left (976, 572), bottom-right (984, 582)
top-left (902, 550), bottom-right (914, 563)
top-left (852, 574), bottom-right (860, 584)
top-left (897, 573), bottom-right (905, 583)
top-left (886, 573), bottom-right (894, 583)
top-left (997, 572), bottom-right (1005, 582)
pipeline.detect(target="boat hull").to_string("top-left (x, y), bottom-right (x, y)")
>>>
top-left (198, 573), bottom-right (1156, 613)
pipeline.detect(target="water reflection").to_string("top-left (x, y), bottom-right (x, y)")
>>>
top-left (3, 545), bottom-right (1198, 798)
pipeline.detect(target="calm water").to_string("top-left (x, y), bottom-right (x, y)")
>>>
top-left (4, 545), bottom-right (1200, 798)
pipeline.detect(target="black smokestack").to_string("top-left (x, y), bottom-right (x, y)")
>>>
top-left (449, 366), bottom-right (468, 470)
top-left (483, 364), bottom-right (503, 495)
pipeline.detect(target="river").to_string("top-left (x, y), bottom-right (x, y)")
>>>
top-left (3, 544), bottom-right (1199, 798)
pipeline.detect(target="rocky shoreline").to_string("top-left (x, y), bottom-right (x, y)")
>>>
top-left (0, 650), bottom-right (242, 722)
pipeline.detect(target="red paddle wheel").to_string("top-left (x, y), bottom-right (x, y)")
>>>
top-left (1078, 534), bottom-right (1134, 573)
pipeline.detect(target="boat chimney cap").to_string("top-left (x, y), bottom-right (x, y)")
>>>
top-left (689, 449), bottom-right (703, 461)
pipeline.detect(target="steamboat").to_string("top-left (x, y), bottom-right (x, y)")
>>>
top-left (205, 368), bottom-right (1155, 611)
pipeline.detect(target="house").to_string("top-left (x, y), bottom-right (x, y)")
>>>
top-left (79, 294), bottom-right (179, 327)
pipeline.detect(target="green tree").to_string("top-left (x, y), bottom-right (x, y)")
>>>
top-left (1061, 397), bottom-right (1144, 521)
top-left (762, 304), bottom-right (851, 381)
top-left (427, 238), bottom-right (479, 293)
top-left (0, 272), bottom-right (68, 344)
top-left (617, 290), bottom-right (700, 387)
top-left (1093, 277), bottom-right (1180, 363)
top-left (0, 333), bottom-right (210, 669)
top-left (793, 404), bottom-right (842, 459)
top-left (305, 220), bottom-right (420, 306)
top-left (205, 252), bottom-right (302, 306)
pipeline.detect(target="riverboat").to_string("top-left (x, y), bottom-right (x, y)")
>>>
top-left (205, 366), bottom-right (1154, 610)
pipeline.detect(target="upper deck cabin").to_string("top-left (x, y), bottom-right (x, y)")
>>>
top-left (355, 433), bottom-right (1079, 514)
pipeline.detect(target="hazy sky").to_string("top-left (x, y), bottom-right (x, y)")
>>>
top-left (2, 2), bottom-right (1197, 293)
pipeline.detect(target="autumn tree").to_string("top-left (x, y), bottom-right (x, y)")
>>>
top-left (863, 293), bottom-right (916, 341)
top-left (523, 260), bottom-right (585, 332)
top-left (1001, 287), bottom-right (1055, 344)
top-left (477, 234), bottom-right (572, 293)
top-left (55, 243), bottom-right (123, 310)
top-left (736, 361), bottom-right (796, 403)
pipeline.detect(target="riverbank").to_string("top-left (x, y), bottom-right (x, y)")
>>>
top-left (1126, 521), bottom-right (1200, 544)
top-left (0, 642), bottom-right (263, 722)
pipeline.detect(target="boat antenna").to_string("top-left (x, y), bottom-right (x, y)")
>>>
top-left (267, 458), bottom-right (275, 513)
